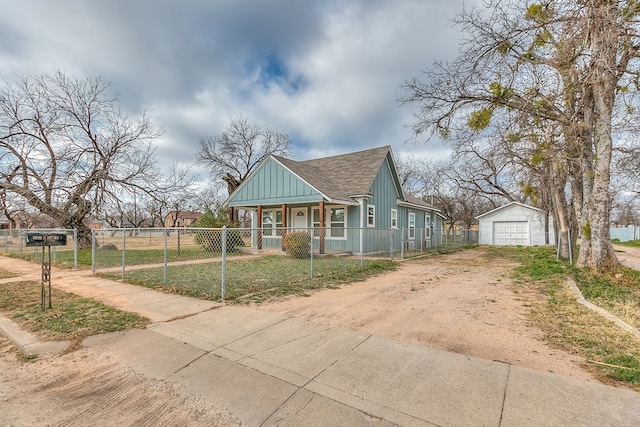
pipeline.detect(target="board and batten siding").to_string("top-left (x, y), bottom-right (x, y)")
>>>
top-left (368, 156), bottom-right (402, 229)
top-left (228, 157), bottom-right (323, 206)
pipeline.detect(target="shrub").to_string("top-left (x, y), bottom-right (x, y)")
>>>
top-left (283, 231), bottom-right (311, 258)
top-left (194, 227), bottom-right (244, 253)
top-left (192, 207), bottom-right (244, 253)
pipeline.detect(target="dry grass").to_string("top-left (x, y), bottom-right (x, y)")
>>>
top-left (570, 267), bottom-right (640, 329)
top-left (0, 280), bottom-right (149, 348)
top-left (0, 268), bottom-right (16, 280)
top-left (489, 246), bottom-right (640, 391)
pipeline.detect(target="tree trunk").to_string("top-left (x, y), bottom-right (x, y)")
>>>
top-left (577, 97), bottom-right (618, 268)
top-left (59, 213), bottom-right (93, 249)
top-left (577, 0), bottom-right (619, 269)
top-left (75, 226), bottom-right (94, 250)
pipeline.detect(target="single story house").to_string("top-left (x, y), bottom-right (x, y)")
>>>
top-left (164, 211), bottom-right (202, 228)
top-left (476, 202), bottom-right (553, 246)
top-left (224, 145), bottom-right (443, 254)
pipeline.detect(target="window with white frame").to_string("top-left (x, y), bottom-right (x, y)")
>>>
top-left (262, 209), bottom-right (283, 237)
top-left (391, 209), bottom-right (398, 229)
top-left (367, 205), bottom-right (375, 227)
top-left (425, 214), bottom-right (431, 239)
top-left (312, 206), bottom-right (347, 239)
top-left (408, 212), bottom-right (416, 240)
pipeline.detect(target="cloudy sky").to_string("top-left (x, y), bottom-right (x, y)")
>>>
top-left (0, 0), bottom-right (475, 176)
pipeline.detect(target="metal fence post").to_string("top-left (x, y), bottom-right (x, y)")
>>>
top-left (73, 228), bottom-right (78, 269)
top-left (309, 228), bottom-right (314, 278)
top-left (91, 229), bottom-right (96, 274)
top-left (389, 229), bottom-right (394, 261)
top-left (121, 228), bottom-right (126, 280)
top-left (221, 226), bottom-right (227, 301)
top-left (163, 228), bottom-right (168, 285)
top-left (568, 228), bottom-right (573, 266)
top-left (400, 227), bottom-right (405, 260)
top-left (18, 230), bottom-right (23, 254)
top-left (360, 228), bottom-right (364, 267)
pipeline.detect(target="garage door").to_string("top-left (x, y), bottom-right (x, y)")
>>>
top-left (493, 221), bottom-right (529, 246)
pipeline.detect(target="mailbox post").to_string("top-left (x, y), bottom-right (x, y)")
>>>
top-left (25, 233), bottom-right (67, 310)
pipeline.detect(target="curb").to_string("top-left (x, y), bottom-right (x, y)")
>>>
top-left (566, 276), bottom-right (640, 339)
top-left (0, 314), bottom-right (69, 355)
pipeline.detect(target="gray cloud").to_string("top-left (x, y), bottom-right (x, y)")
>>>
top-left (0, 0), bottom-right (474, 174)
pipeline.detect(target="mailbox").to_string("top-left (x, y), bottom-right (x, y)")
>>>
top-left (25, 233), bottom-right (68, 247)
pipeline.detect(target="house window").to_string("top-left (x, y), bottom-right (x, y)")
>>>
top-left (331, 207), bottom-right (346, 237)
top-left (367, 205), bottom-right (375, 227)
top-left (425, 214), bottom-right (431, 239)
top-left (262, 209), bottom-right (283, 237)
top-left (408, 212), bottom-right (416, 240)
top-left (391, 209), bottom-right (398, 229)
top-left (312, 206), bottom-right (347, 239)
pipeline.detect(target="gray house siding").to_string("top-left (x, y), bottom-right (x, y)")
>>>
top-left (228, 158), bottom-right (323, 206)
top-left (225, 146), bottom-right (443, 255)
top-left (367, 158), bottom-right (400, 229)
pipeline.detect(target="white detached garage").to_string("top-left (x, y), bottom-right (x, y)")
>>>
top-left (476, 202), bottom-right (553, 246)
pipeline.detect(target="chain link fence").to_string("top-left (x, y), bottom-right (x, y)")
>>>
top-left (0, 228), bottom-right (79, 268)
top-left (92, 226), bottom-right (478, 302)
top-left (0, 226), bottom-right (478, 302)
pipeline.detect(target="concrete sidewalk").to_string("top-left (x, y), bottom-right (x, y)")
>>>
top-left (83, 307), bottom-right (640, 427)
top-left (1, 257), bottom-right (639, 425)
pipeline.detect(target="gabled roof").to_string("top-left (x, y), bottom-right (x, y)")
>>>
top-left (273, 145), bottom-right (399, 202)
top-left (475, 201), bottom-right (542, 220)
top-left (226, 145), bottom-right (440, 213)
top-left (400, 194), bottom-right (442, 214)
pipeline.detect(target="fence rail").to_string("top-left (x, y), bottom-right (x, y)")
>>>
top-left (0, 228), bottom-right (78, 268)
top-left (0, 227), bottom-right (477, 302)
top-left (91, 226), bottom-right (477, 301)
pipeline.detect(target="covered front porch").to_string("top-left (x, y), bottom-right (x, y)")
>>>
top-left (228, 200), bottom-right (359, 255)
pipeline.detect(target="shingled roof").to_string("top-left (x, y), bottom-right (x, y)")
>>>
top-left (273, 146), bottom-right (397, 202)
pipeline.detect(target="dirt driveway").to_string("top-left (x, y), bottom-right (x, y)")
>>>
top-left (4, 245), bottom-right (639, 425)
top-left (256, 247), bottom-right (593, 380)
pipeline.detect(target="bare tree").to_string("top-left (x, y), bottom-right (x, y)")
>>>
top-left (195, 184), bottom-right (228, 213)
top-left (0, 71), bottom-right (161, 247)
top-left (397, 155), bottom-right (496, 228)
top-left (197, 116), bottom-right (290, 222)
top-left (402, 1), bottom-right (640, 269)
top-left (612, 198), bottom-right (640, 226)
top-left (138, 163), bottom-right (199, 228)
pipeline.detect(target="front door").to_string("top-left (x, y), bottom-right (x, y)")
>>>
top-left (292, 208), bottom-right (307, 229)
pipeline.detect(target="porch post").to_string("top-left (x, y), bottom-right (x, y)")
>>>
top-left (228, 207), bottom-right (235, 224)
top-left (319, 200), bottom-right (326, 254)
top-left (281, 204), bottom-right (288, 251)
top-left (257, 205), bottom-right (263, 249)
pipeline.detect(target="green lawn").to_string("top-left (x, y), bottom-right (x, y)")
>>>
top-left (100, 255), bottom-right (397, 303)
top-left (612, 239), bottom-right (640, 248)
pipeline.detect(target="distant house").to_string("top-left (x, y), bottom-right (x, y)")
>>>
top-left (224, 145), bottom-right (443, 254)
top-left (88, 219), bottom-right (104, 230)
top-left (164, 211), bottom-right (202, 228)
top-left (476, 202), bottom-right (553, 246)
